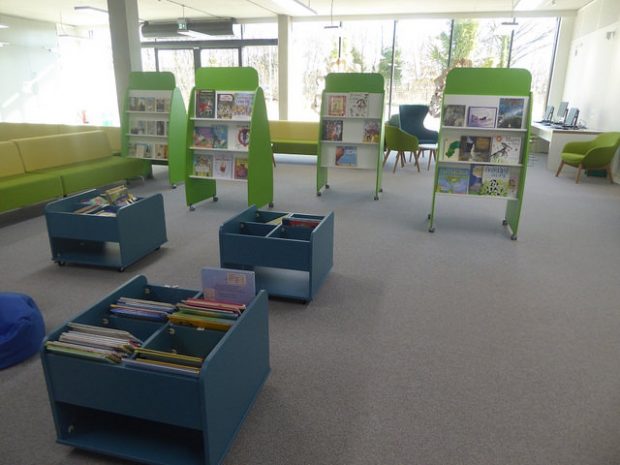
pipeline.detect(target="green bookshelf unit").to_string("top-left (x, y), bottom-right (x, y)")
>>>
top-left (316, 73), bottom-right (385, 200)
top-left (429, 68), bottom-right (533, 240)
top-left (185, 67), bottom-right (274, 210)
top-left (121, 71), bottom-right (187, 188)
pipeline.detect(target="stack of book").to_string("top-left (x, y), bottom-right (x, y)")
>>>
top-left (45, 322), bottom-right (142, 364)
top-left (109, 297), bottom-right (176, 321)
top-left (124, 348), bottom-right (204, 376)
top-left (167, 298), bottom-right (245, 331)
top-left (72, 186), bottom-right (137, 216)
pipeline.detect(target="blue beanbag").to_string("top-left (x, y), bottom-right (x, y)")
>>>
top-left (0, 293), bottom-right (45, 369)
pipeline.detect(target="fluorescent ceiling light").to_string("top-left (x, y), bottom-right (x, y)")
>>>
top-left (0, 24), bottom-right (8, 29)
top-left (514, 0), bottom-right (545, 11)
top-left (73, 6), bottom-right (108, 17)
top-left (269, 0), bottom-right (317, 15)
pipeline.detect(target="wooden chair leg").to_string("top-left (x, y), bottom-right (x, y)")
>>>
top-left (393, 151), bottom-right (401, 173)
top-left (412, 151), bottom-right (420, 172)
top-left (427, 149), bottom-right (436, 170)
top-left (383, 149), bottom-right (391, 167)
top-left (576, 163), bottom-right (583, 183)
top-left (555, 161), bottom-right (564, 177)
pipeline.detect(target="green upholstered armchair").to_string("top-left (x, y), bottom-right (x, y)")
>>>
top-left (383, 124), bottom-right (419, 173)
top-left (555, 132), bottom-right (620, 183)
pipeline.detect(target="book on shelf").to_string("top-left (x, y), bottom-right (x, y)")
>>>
top-left (436, 165), bottom-right (470, 194)
top-left (490, 135), bottom-right (521, 164)
top-left (154, 143), bottom-right (168, 160)
top-left (156, 120), bottom-right (167, 136)
top-left (442, 137), bottom-right (461, 160)
top-left (108, 295), bottom-right (176, 321)
top-left (468, 164), bottom-right (484, 194)
top-left (125, 348), bottom-right (204, 376)
top-left (193, 153), bottom-right (213, 177)
top-left (232, 92), bottom-right (254, 119)
top-left (213, 155), bottom-right (233, 179)
top-left (144, 97), bottom-right (156, 112)
top-left (478, 165), bottom-right (513, 197)
top-left (216, 92), bottom-right (234, 119)
top-left (347, 92), bottom-right (369, 118)
top-left (129, 120), bottom-right (146, 135)
top-left (467, 106), bottom-right (497, 128)
top-left (234, 157), bottom-right (249, 180)
top-left (322, 119), bottom-right (343, 141)
top-left (124, 358), bottom-right (201, 376)
top-left (129, 142), bottom-right (153, 158)
top-left (327, 94), bottom-right (346, 117)
top-left (195, 89), bottom-right (216, 118)
top-left (146, 120), bottom-right (157, 135)
top-left (442, 104), bottom-right (466, 127)
top-left (335, 145), bottom-right (357, 167)
top-left (231, 124), bottom-right (250, 150)
top-left (167, 312), bottom-right (235, 331)
top-left (193, 125), bottom-right (228, 149)
top-left (266, 212), bottom-right (293, 225)
top-left (497, 97), bottom-right (525, 129)
top-left (201, 267), bottom-right (256, 306)
top-left (459, 135), bottom-right (492, 162)
top-left (362, 120), bottom-right (380, 143)
top-left (282, 217), bottom-right (321, 229)
top-left (155, 97), bottom-right (170, 113)
top-left (104, 185), bottom-right (135, 206)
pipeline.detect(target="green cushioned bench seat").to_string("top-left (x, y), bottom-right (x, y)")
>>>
top-left (269, 120), bottom-right (319, 155)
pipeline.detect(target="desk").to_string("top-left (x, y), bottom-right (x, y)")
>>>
top-left (530, 122), bottom-right (601, 172)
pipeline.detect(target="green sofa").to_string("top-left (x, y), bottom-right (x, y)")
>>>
top-left (269, 120), bottom-right (319, 155)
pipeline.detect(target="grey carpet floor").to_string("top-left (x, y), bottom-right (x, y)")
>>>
top-left (2, 153), bottom-right (620, 465)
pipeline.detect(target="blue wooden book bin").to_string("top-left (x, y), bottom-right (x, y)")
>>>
top-left (40, 275), bottom-right (270, 465)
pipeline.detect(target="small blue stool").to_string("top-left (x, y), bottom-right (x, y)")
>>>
top-left (0, 293), bottom-right (45, 369)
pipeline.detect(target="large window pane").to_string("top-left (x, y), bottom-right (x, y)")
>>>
top-left (243, 45), bottom-right (278, 119)
top-left (200, 49), bottom-right (238, 67)
top-left (157, 49), bottom-right (195, 107)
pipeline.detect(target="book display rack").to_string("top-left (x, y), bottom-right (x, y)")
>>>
top-left (41, 274), bottom-right (270, 465)
top-left (44, 188), bottom-right (167, 271)
top-left (316, 73), bottom-right (385, 200)
top-left (185, 67), bottom-right (273, 210)
top-left (219, 205), bottom-right (334, 302)
top-left (429, 68), bottom-right (533, 240)
top-left (121, 71), bottom-right (187, 188)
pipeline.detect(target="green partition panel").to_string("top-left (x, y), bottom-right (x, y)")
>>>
top-left (316, 73), bottom-right (385, 200)
top-left (428, 67), bottom-right (533, 240)
top-left (185, 67), bottom-right (274, 210)
top-left (121, 71), bottom-right (187, 187)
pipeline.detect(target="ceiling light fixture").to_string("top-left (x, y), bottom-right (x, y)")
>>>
top-left (0, 24), bottom-right (9, 29)
top-left (325, 0), bottom-right (340, 29)
top-left (270, 0), bottom-right (317, 16)
top-left (73, 6), bottom-right (108, 16)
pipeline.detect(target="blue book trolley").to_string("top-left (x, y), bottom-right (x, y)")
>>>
top-left (44, 189), bottom-right (167, 271)
top-left (219, 205), bottom-right (334, 302)
top-left (40, 275), bottom-right (270, 465)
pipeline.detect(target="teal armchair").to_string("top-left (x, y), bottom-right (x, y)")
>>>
top-left (383, 124), bottom-right (419, 173)
top-left (555, 132), bottom-right (620, 183)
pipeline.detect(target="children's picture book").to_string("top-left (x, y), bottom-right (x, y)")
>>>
top-left (282, 216), bottom-right (322, 229)
top-left (459, 136), bottom-right (492, 162)
top-left (468, 164), bottom-right (484, 194)
top-left (497, 97), bottom-right (525, 128)
top-left (213, 155), bottom-right (233, 179)
top-left (436, 165), bottom-right (470, 194)
top-left (193, 153), bottom-right (213, 177)
top-left (130, 142), bottom-right (153, 158)
top-left (467, 106), bottom-right (497, 128)
top-left (146, 120), bottom-right (157, 136)
top-left (156, 120), bottom-right (167, 136)
top-left (322, 119), bottom-right (343, 141)
top-left (201, 267), bottom-right (256, 306)
top-left (232, 92), bottom-right (254, 120)
top-left (442, 137), bottom-right (461, 160)
top-left (490, 134), bottom-right (522, 164)
top-left (193, 125), bottom-right (228, 148)
top-left (129, 120), bottom-right (146, 135)
top-left (234, 157), bottom-right (249, 180)
top-left (327, 94), bottom-right (346, 117)
top-left (154, 143), bottom-right (168, 160)
top-left (335, 145), bottom-right (357, 167)
top-left (195, 89), bottom-right (216, 118)
top-left (212, 125), bottom-right (228, 148)
top-left (480, 165), bottom-right (511, 197)
top-left (129, 97), bottom-right (140, 112)
top-left (156, 98), bottom-right (170, 113)
top-left (216, 92), bottom-right (234, 119)
top-left (231, 124), bottom-right (251, 150)
top-left (442, 104), bottom-right (466, 127)
top-left (363, 120), bottom-right (380, 143)
top-left (347, 92), bottom-right (369, 118)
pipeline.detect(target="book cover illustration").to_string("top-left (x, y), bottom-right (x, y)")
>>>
top-left (213, 155), bottom-right (233, 179)
top-left (128, 97), bottom-right (140, 112)
top-left (327, 94), bottom-right (346, 117)
top-left (156, 98), bottom-right (170, 113)
top-left (497, 97), bottom-right (525, 128)
top-left (193, 125), bottom-right (228, 148)
top-left (234, 157), bottom-right (249, 180)
top-left (436, 165), bottom-right (470, 194)
top-left (232, 92), bottom-right (254, 120)
top-left (156, 120), bottom-right (167, 136)
top-left (480, 165), bottom-right (511, 197)
top-left (347, 92), bottom-right (369, 118)
top-left (442, 104), bottom-right (466, 127)
top-left (130, 142), bottom-right (152, 158)
top-left (146, 120), bottom-right (157, 135)
top-left (322, 119), bottom-right (343, 141)
top-left (201, 266), bottom-right (256, 306)
top-left (363, 120), bottom-right (380, 143)
top-left (193, 153), bottom-right (213, 177)
top-left (231, 124), bottom-right (251, 150)
top-left (490, 135), bottom-right (522, 164)
top-left (154, 143), bottom-right (168, 160)
top-left (144, 97), bottom-right (156, 112)
top-left (442, 137), bottom-right (461, 160)
top-left (216, 92), bottom-right (234, 119)
top-left (459, 136), bottom-right (492, 162)
top-left (335, 146), bottom-right (357, 167)
top-left (195, 89), bottom-right (215, 118)
top-left (467, 106), bottom-right (497, 128)
top-left (468, 164), bottom-right (484, 194)
top-left (129, 120), bottom-right (146, 135)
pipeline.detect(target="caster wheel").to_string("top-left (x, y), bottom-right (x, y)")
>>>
top-left (502, 219), bottom-right (508, 226)
top-left (317, 191), bottom-right (322, 197)
top-left (374, 195), bottom-right (379, 201)
top-left (427, 213), bottom-right (431, 220)
top-left (325, 184), bottom-right (330, 189)
top-left (155, 246), bottom-right (160, 251)
top-left (189, 205), bottom-right (195, 211)
top-left (511, 234), bottom-right (517, 241)
top-left (57, 261), bottom-right (65, 267)
top-left (118, 267), bottom-right (125, 272)
top-left (429, 227), bottom-right (435, 233)
top-left (213, 196), bottom-right (218, 202)
top-left (269, 202), bottom-right (274, 208)
top-left (171, 184), bottom-right (177, 189)
top-left (379, 188), bottom-right (383, 193)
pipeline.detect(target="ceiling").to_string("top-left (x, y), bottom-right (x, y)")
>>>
top-left (0, 0), bottom-right (593, 27)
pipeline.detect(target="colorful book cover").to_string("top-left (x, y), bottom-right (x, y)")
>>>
top-left (144, 97), bottom-right (156, 112)
top-left (363, 120), bottom-right (380, 143)
top-left (322, 119), bottom-right (343, 141)
top-left (468, 164), bottom-right (484, 194)
top-left (234, 157), bottom-right (249, 180)
top-left (129, 97), bottom-right (139, 111)
top-left (497, 97), bottom-right (525, 128)
top-left (459, 136), bottom-right (492, 162)
top-left (480, 165), bottom-right (511, 197)
top-left (347, 92), bottom-right (369, 118)
top-left (154, 143), bottom-right (168, 160)
top-left (442, 104), bottom-right (466, 127)
top-left (490, 135), bottom-right (522, 164)
top-left (212, 125), bottom-right (228, 149)
top-left (442, 137), bottom-right (461, 160)
top-left (201, 267), bottom-right (256, 306)
top-left (156, 120), bottom-right (167, 136)
top-left (327, 95), bottom-right (346, 117)
top-left (133, 142), bottom-right (152, 158)
top-left (232, 92), bottom-right (254, 120)
top-left (156, 98), bottom-right (170, 113)
top-left (213, 155), bottom-right (233, 179)
top-left (193, 126), bottom-right (215, 148)
top-left (231, 124), bottom-right (250, 150)
top-left (467, 106), bottom-right (497, 128)
top-left (195, 89), bottom-right (215, 118)
top-left (146, 120), bottom-right (157, 135)
top-left (130, 120), bottom-right (146, 135)
top-left (216, 92), bottom-right (234, 119)
top-left (193, 153), bottom-right (213, 177)
top-left (335, 145), bottom-right (357, 167)
top-left (436, 165), bottom-right (470, 194)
